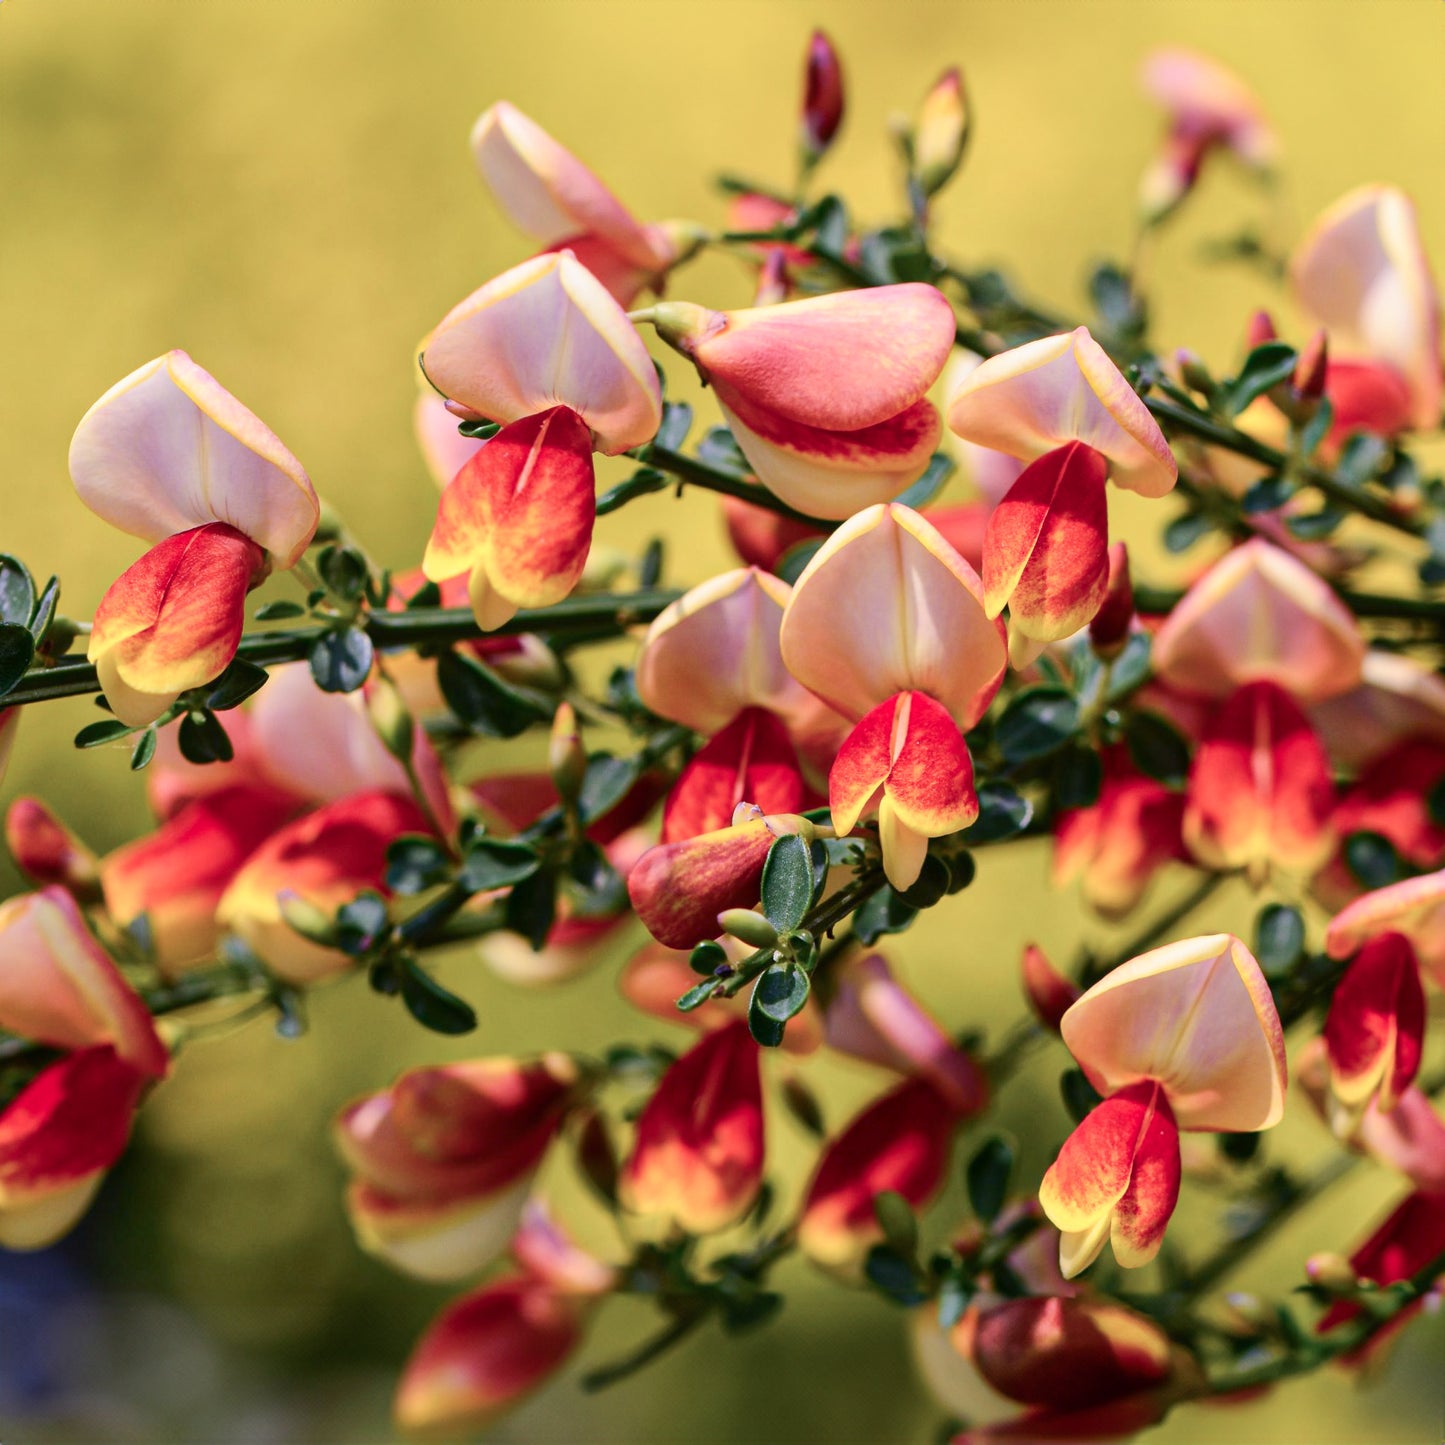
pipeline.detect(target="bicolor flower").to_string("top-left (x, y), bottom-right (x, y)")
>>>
top-left (821, 952), bottom-right (988, 1112)
top-left (69, 352), bottom-right (318, 726)
top-left (1290, 185), bottom-right (1441, 434)
top-left (334, 1053), bottom-right (583, 1282)
top-left (1138, 47), bottom-right (1276, 222)
top-left (618, 1019), bottom-right (765, 1235)
top-left (0, 888), bottom-right (169, 1248)
top-left (1326, 867), bottom-right (1445, 986)
top-left (393, 1206), bottom-right (613, 1437)
top-left (1040, 934), bottom-right (1286, 1276)
top-left (1152, 538), bottom-right (1364, 704)
top-left (1052, 747), bottom-right (1188, 917)
top-left (945, 329), bottom-right (1175, 661)
top-left (913, 67), bottom-right (969, 199)
top-left (419, 251), bottom-right (662, 629)
top-left (798, 1075), bottom-right (963, 1279)
top-left (470, 101), bottom-right (690, 307)
top-left (636, 567), bottom-right (844, 839)
top-left (1182, 680), bottom-right (1336, 885)
top-left (779, 504), bottom-right (1007, 889)
top-left (647, 284), bottom-right (956, 518)
top-left (4, 798), bottom-right (99, 897)
top-left (217, 789), bottom-right (432, 984)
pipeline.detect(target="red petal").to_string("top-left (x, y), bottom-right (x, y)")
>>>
top-left (1324, 931), bottom-right (1426, 1112)
top-left (885, 691), bottom-right (978, 835)
top-left (662, 707), bottom-right (804, 842)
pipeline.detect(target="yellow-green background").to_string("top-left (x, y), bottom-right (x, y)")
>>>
top-left (1, 1), bottom-right (1442, 1441)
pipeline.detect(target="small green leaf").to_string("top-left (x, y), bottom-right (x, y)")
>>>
top-left (966, 1136), bottom-right (1015, 1224)
top-left (1124, 711), bottom-right (1190, 789)
top-left (74, 719), bottom-right (136, 749)
top-left (695, 426), bottom-right (750, 472)
top-left (761, 833), bottom-right (814, 932)
top-left (595, 466), bottom-right (669, 516)
top-left (1296, 397), bottom-right (1335, 458)
top-left (0, 556), bottom-right (36, 627)
top-left (27, 577), bottom-right (58, 644)
top-left (1285, 506), bottom-right (1346, 540)
top-left (1336, 432), bottom-right (1390, 487)
top-left (399, 961), bottom-right (478, 1035)
top-left (852, 887), bottom-right (919, 945)
top-left (1225, 341), bottom-right (1297, 416)
top-left (504, 867), bottom-right (557, 949)
top-left (0, 623), bottom-right (36, 697)
top-left (1163, 511), bottom-right (1216, 554)
top-left (1343, 830), bottom-right (1403, 890)
top-left (253, 598), bottom-right (307, 621)
top-left (1240, 473), bottom-right (1295, 514)
top-left (655, 400), bottom-right (693, 452)
top-left (1218, 1131), bottom-right (1262, 1164)
top-left (1054, 747), bottom-right (1103, 811)
top-left (1254, 903), bottom-right (1305, 977)
top-left (896, 853), bottom-right (951, 910)
top-left (751, 961), bottom-right (810, 1026)
top-left (872, 1190), bottom-right (918, 1257)
top-left (577, 754), bottom-right (642, 826)
top-left (405, 581), bottom-right (442, 610)
top-left (456, 418), bottom-right (501, 440)
top-left (177, 710), bottom-right (234, 765)
top-left (309, 627), bottom-right (374, 693)
top-left (1061, 1067), bottom-right (1104, 1124)
top-left (966, 783), bottom-right (1034, 844)
top-left (207, 658), bottom-right (270, 711)
top-left (435, 649), bottom-right (549, 737)
top-left (335, 891), bottom-right (390, 955)
top-left (689, 940), bottom-right (728, 977)
top-left (676, 979), bottom-right (721, 1011)
top-left (317, 545), bottom-right (369, 601)
top-left (891, 453), bottom-right (954, 511)
top-left (386, 835), bottom-right (451, 895)
top-left (460, 838), bottom-right (542, 892)
top-left (129, 729), bottom-right (158, 771)
top-left (775, 538), bottom-right (824, 585)
top-left (1105, 632), bottom-right (1152, 701)
top-left (996, 687), bottom-right (1080, 764)
top-left (863, 1245), bottom-right (927, 1305)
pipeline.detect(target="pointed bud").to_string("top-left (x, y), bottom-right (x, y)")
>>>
top-left (548, 702), bottom-right (586, 807)
top-left (718, 907), bottom-right (780, 950)
top-left (915, 68), bottom-right (969, 199)
top-left (800, 30), bottom-right (845, 165)
top-left (1021, 943), bottom-right (1080, 1033)
top-left (5, 798), bottom-right (99, 898)
top-left (1246, 310), bottom-right (1278, 350)
top-left (1293, 329), bottom-right (1329, 404)
top-left (1306, 1251), bottom-right (1359, 1293)
top-left (1089, 543), bottom-right (1136, 659)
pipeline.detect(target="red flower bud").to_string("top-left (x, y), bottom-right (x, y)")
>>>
top-left (800, 30), bottom-right (845, 162)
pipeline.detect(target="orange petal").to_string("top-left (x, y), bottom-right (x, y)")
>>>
top-left (618, 1019), bottom-right (764, 1235)
top-left (1059, 933), bottom-right (1286, 1134)
top-left (423, 406), bottom-right (595, 619)
top-left (982, 442), bottom-right (1109, 640)
top-left (780, 503), bottom-right (1007, 726)
top-left (1183, 681), bottom-right (1335, 881)
top-left (88, 523), bottom-right (264, 727)
top-left (1152, 538), bottom-right (1364, 703)
top-left (945, 328), bottom-right (1177, 498)
top-left (420, 251), bottom-right (661, 455)
top-left (69, 351), bottom-right (318, 566)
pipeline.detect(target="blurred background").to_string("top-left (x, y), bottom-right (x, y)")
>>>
top-left (1, 1), bottom-right (1442, 1440)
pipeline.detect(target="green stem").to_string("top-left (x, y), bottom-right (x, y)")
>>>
top-left (644, 445), bottom-right (833, 528)
top-left (2, 590), bottom-right (681, 709)
top-left (580, 1308), bottom-right (708, 1392)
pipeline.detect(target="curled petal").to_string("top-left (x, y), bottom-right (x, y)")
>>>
top-left (1183, 681), bottom-right (1336, 883)
top-left (394, 1274), bottom-right (590, 1438)
top-left (1060, 932), bottom-right (1286, 1133)
top-left (661, 707), bottom-right (805, 843)
top-left (421, 251), bottom-right (661, 455)
top-left (1324, 933), bottom-right (1426, 1124)
top-left (0, 1047), bottom-right (150, 1251)
top-left (1291, 185), bottom-right (1441, 431)
top-left (470, 101), bottom-right (668, 271)
top-left (619, 1019), bottom-right (764, 1235)
top-left (983, 442), bottom-right (1110, 642)
top-left (798, 1076), bottom-right (961, 1278)
top-left (1039, 1081), bottom-right (1181, 1277)
top-left (1152, 539), bottom-right (1364, 703)
top-left (660, 285), bottom-right (956, 432)
top-left (636, 567), bottom-right (808, 734)
top-left (423, 406), bottom-right (596, 626)
top-left (945, 328), bottom-right (1177, 498)
top-left (717, 391), bottom-right (942, 521)
top-left (69, 351), bottom-right (318, 565)
top-left (781, 504), bottom-right (1007, 727)
top-left (0, 888), bottom-right (167, 1077)
top-left (88, 523), bottom-right (265, 727)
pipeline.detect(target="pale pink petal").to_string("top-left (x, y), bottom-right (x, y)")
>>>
top-left (414, 392), bottom-right (487, 489)
top-left (1311, 649), bottom-right (1445, 773)
top-left (1141, 48), bottom-right (1276, 165)
top-left (69, 352), bottom-right (318, 566)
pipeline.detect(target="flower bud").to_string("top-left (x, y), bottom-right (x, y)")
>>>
top-left (800, 29), bottom-right (845, 165)
top-left (1306, 1251), bottom-right (1359, 1293)
top-left (717, 907), bottom-right (779, 950)
top-left (915, 68), bottom-right (969, 199)
top-left (5, 798), bottom-right (99, 898)
top-left (1246, 310), bottom-right (1278, 350)
top-left (1020, 943), bottom-right (1080, 1033)
top-left (548, 701), bottom-right (587, 807)
top-left (1088, 542), bottom-right (1135, 659)
top-left (1292, 328), bottom-right (1329, 406)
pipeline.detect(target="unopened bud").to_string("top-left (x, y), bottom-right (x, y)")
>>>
top-left (916, 67), bottom-right (969, 198)
top-left (800, 29), bottom-right (845, 164)
top-left (646, 300), bottom-right (724, 357)
top-left (1292, 329), bottom-right (1329, 404)
top-left (718, 907), bottom-right (779, 950)
top-left (1221, 1292), bottom-right (1272, 1337)
top-left (1305, 1251), bottom-right (1358, 1294)
top-left (279, 893), bottom-right (339, 947)
top-left (549, 701), bottom-right (587, 806)
top-left (1088, 542), bottom-right (1135, 659)
top-left (753, 248), bottom-right (789, 307)
top-left (366, 674), bottom-right (414, 764)
top-left (4, 797), bottom-right (100, 898)
top-left (1245, 309), bottom-right (1278, 350)
top-left (1020, 943), bottom-right (1080, 1033)
top-left (1176, 350), bottom-right (1216, 396)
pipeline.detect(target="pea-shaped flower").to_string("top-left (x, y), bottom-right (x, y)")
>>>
top-left (70, 352), bottom-right (319, 726)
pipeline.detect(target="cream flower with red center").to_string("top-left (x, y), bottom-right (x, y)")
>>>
top-left (69, 351), bottom-right (318, 726)
top-left (647, 283), bottom-right (956, 519)
top-left (779, 503), bottom-right (1006, 889)
top-left (1040, 933), bottom-right (1286, 1277)
top-left (419, 252), bottom-right (662, 629)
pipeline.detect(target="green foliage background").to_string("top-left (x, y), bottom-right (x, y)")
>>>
top-left (0, 1), bottom-right (1441, 1440)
